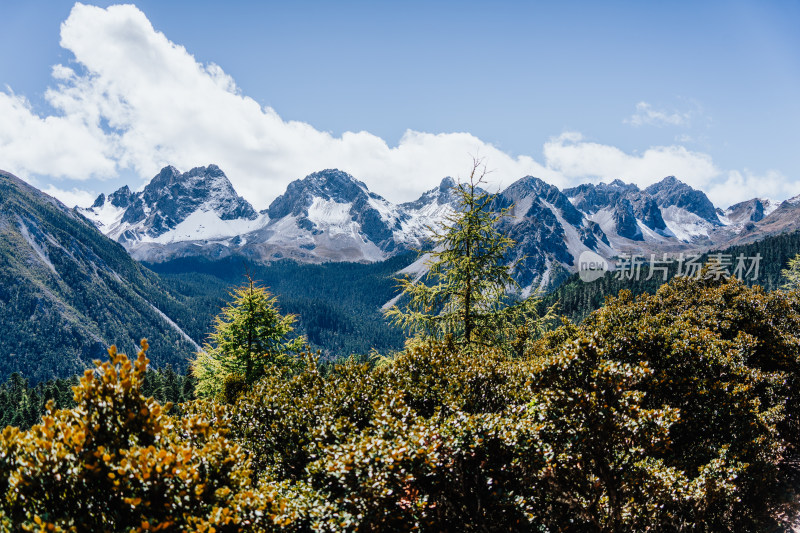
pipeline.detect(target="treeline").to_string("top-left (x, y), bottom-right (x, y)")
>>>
top-left (0, 365), bottom-right (195, 430)
top-left (146, 253), bottom-right (413, 360)
top-left (0, 373), bottom-right (77, 430)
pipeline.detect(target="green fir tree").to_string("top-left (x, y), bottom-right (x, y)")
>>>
top-left (191, 277), bottom-right (306, 399)
top-left (386, 158), bottom-right (549, 351)
top-left (781, 252), bottom-right (800, 292)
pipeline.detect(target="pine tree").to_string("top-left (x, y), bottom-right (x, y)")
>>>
top-left (781, 252), bottom-right (800, 292)
top-left (386, 159), bottom-right (548, 351)
top-left (191, 277), bottom-right (306, 398)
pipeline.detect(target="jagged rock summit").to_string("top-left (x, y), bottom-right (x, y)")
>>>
top-left (79, 164), bottom-right (800, 291)
top-left (84, 164), bottom-right (261, 247)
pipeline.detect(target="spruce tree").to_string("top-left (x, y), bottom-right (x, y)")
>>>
top-left (191, 277), bottom-right (306, 398)
top-left (386, 159), bottom-right (547, 351)
top-left (781, 252), bottom-right (800, 291)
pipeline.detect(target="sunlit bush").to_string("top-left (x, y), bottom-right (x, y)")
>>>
top-left (0, 341), bottom-right (285, 532)
top-left (532, 276), bottom-right (800, 529)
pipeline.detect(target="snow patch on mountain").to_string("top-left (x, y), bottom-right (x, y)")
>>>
top-left (762, 199), bottom-right (778, 216)
top-left (307, 198), bottom-right (354, 232)
top-left (542, 200), bottom-right (612, 263)
top-left (148, 303), bottom-right (201, 351)
top-left (397, 201), bottom-right (452, 246)
top-left (660, 206), bottom-right (716, 242)
top-left (17, 218), bottom-right (57, 275)
top-left (148, 210), bottom-right (269, 244)
top-left (83, 201), bottom-right (126, 230)
top-left (511, 195), bottom-right (535, 223)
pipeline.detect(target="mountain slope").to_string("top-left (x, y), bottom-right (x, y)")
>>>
top-left (0, 170), bottom-right (201, 382)
top-left (253, 169), bottom-right (408, 261)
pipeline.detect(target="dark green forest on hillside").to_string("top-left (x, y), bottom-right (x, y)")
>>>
top-left (544, 230), bottom-right (800, 323)
top-left (0, 172), bottom-right (202, 382)
top-left (145, 252), bottom-right (415, 360)
top-left (0, 366), bottom-right (194, 431)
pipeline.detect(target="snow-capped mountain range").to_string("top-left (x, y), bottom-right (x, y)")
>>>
top-left (79, 164), bottom-right (800, 291)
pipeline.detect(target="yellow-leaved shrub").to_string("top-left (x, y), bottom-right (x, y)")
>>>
top-left (0, 340), bottom-right (287, 532)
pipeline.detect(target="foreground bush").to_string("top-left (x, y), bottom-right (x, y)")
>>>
top-left (0, 341), bottom-right (286, 532)
top-left (531, 276), bottom-right (800, 529)
top-left (2, 276), bottom-right (799, 531)
top-left (222, 277), bottom-right (799, 531)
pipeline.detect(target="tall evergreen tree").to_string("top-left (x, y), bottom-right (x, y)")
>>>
top-left (781, 252), bottom-right (800, 292)
top-left (386, 159), bottom-right (548, 351)
top-left (191, 277), bottom-right (306, 398)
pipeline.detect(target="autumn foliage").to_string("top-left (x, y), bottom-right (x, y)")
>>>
top-left (0, 340), bottom-right (285, 532)
top-left (1, 275), bottom-right (800, 531)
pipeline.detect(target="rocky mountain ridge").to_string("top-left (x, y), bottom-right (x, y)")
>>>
top-left (79, 165), bottom-right (800, 292)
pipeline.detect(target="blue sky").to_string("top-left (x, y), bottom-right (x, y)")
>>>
top-left (1, 1), bottom-right (798, 209)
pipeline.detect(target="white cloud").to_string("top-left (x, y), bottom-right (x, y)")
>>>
top-left (0, 3), bottom-right (795, 212)
top-left (707, 169), bottom-right (799, 209)
top-left (0, 87), bottom-right (116, 179)
top-left (42, 185), bottom-right (97, 209)
top-left (543, 132), bottom-right (719, 188)
top-left (542, 132), bottom-right (799, 207)
top-left (2, 2), bottom-right (547, 207)
top-left (625, 101), bottom-right (692, 127)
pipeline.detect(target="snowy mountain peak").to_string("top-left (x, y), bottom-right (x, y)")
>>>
top-left (504, 176), bottom-right (584, 227)
top-left (267, 169), bottom-right (374, 219)
top-left (400, 177), bottom-right (462, 213)
top-left (139, 164), bottom-right (255, 220)
top-left (644, 176), bottom-right (721, 225)
top-left (79, 164), bottom-right (260, 246)
top-left (503, 175), bottom-right (551, 198)
top-left (724, 198), bottom-right (777, 225)
top-left (785, 193), bottom-right (800, 206)
top-left (78, 164), bottom-right (800, 291)
top-left (257, 169), bottom-right (411, 262)
top-left (607, 178), bottom-right (639, 191)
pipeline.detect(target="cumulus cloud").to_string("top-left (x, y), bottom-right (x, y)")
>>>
top-left (42, 185), bottom-right (98, 209)
top-left (0, 2), bottom-right (551, 207)
top-left (0, 86), bottom-right (116, 179)
top-left (542, 132), bottom-right (799, 207)
top-left (0, 3), bottom-right (795, 210)
top-left (707, 170), bottom-right (798, 209)
top-left (543, 132), bottom-right (719, 188)
top-left (625, 101), bottom-right (692, 127)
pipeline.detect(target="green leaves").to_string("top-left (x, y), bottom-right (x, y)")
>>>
top-left (191, 278), bottom-right (306, 399)
top-left (781, 252), bottom-right (800, 292)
